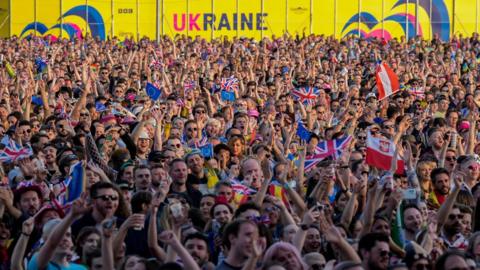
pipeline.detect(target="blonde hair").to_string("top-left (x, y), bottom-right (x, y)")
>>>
top-left (263, 242), bottom-right (307, 270)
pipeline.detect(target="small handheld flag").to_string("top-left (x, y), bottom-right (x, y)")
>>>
top-left (221, 90), bottom-right (236, 101)
top-left (376, 63), bottom-right (400, 100)
top-left (291, 87), bottom-right (320, 106)
top-left (146, 82), bottom-right (162, 101)
top-left (221, 76), bottom-right (239, 92)
top-left (296, 121), bottom-right (312, 141)
top-left (63, 162), bottom-right (86, 205)
top-left (5, 61), bottom-right (16, 78)
top-left (95, 102), bottom-right (106, 112)
top-left (35, 57), bottom-right (47, 74)
top-left (303, 135), bottom-right (352, 172)
top-left (149, 59), bottom-right (162, 70)
top-left (0, 138), bottom-right (33, 163)
top-left (184, 80), bottom-right (196, 92)
top-left (31, 96), bottom-right (43, 106)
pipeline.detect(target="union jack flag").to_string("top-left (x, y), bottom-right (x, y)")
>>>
top-left (149, 59), bottom-right (162, 70)
top-left (291, 87), bottom-right (320, 106)
top-left (194, 136), bottom-right (209, 148)
top-left (304, 154), bottom-right (328, 172)
top-left (176, 98), bottom-right (185, 107)
top-left (303, 135), bottom-right (352, 171)
top-left (0, 138), bottom-right (33, 163)
top-left (221, 76), bottom-right (239, 92)
top-left (409, 86), bottom-right (425, 100)
top-left (314, 135), bottom-right (352, 159)
top-left (184, 80), bottom-right (196, 92)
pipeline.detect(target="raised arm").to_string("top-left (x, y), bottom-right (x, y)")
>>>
top-left (436, 173), bottom-right (463, 232)
top-left (112, 214), bottom-right (145, 257)
top-left (148, 192), bottom-right (167, 261)
top-left (151, 107), bottom-right (164, 151)
top-left (100, 220), bottom-right (115, 270)
top-left (340, 181), bottom-right (364, 229)
top-left (253, 160), bottom-right (272, 206)
top-left (11, 217), bottom-right (34, 270)
top-left (35, 196), bottom-right (91, 270)
top-left (158, 230), bottom-right (201, 270)
top-left (276, 163), bottom-right (306, 214)
top-left (319, 212), bottom-right (361, 263)
top-left (292, 208), bottom-right (318, 251)
top-left (466, 112), bottom-right (477, 155)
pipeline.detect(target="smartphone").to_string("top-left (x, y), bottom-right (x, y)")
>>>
top-left (314, 202), bottom-right (324, 211)
top-left (103, 217), bottom-right (117, 229)
top-left (403, 188), bottom-right (417, 200)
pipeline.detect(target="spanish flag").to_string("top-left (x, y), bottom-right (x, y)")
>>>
top-left (231, 180), bottom-right (255, 206)
top-left (268, 181), bottom-right (290, 208)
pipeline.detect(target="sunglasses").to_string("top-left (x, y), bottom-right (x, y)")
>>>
top-left (80, 113), bottom-right (90, 117)
top-left (378, 250), bottom-right (390, 258)
top-left (56, 124), bottom-right (64, 129)
top-left (95, 195), bottom-right (119, 201)
top-left (448, 213), bottom-right (464, 220)
top-left (383, 125), bottom-right (394, 129)
top-left (445, 156), bottom-right (456, 162)
top-left (264, 206), bottom-right (279, 213)
top-left (188, 127), bottom-right (197, 132)
top-left (468, 165), bottom-right (479, 171)
top-left (195, 110), bottom-right (206, 114)
top-left (22, 129), bottom-right (31, 134)
top-left (357, 136), bottom-right (366, 140)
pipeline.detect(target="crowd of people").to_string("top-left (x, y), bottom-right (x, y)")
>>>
top-left (0, 32), bottom-right (478, 270)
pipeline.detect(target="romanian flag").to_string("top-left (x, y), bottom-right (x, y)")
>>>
top-left (63, 162), bottom-right (86, 205)
top-left (268, 181), bottom-right (290, 208)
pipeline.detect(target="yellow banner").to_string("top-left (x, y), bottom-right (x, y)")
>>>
top-left (3, 0), bottom-right (474, 42)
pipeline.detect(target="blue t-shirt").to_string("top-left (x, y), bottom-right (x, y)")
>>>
top-left (27, 253), bottom-right (87, 270)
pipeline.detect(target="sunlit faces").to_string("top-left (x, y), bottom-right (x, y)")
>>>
top-left (212, 204), bottom-right (232, 224)
top-left (93, 188), bottom-right (119, 218)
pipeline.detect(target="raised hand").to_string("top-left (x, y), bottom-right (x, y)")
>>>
top-left (100, 218), bottom-right (116, 238)
top-left (70, 193), bottom-right (92, 218)
top-left (158, 230), bottom-right (180, 246)
top-left (302, 206), bottom-right (320, 226)
top-left (452, 170), bottom-right (465, 189)
top-left (252, 238), bottom-right (265, 258)
top-left (123, 213), bottom-right (146, 229)
top-left (22, 217), bottom-right (35, 235)
top-left (151, 190), bottom-right (166, 209)
top-left (318, 211), bottom-right (343, 244)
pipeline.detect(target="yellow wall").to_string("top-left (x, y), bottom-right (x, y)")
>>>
top-left (0, 0), bottom-right (9, 38)
top-left (4, 0), bottom-right (479, 41)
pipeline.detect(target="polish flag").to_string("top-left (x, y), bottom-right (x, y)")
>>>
top-left (376, 63), bottom-right (400, 100)
top-left (366, 133), bottom-right (405, 175)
